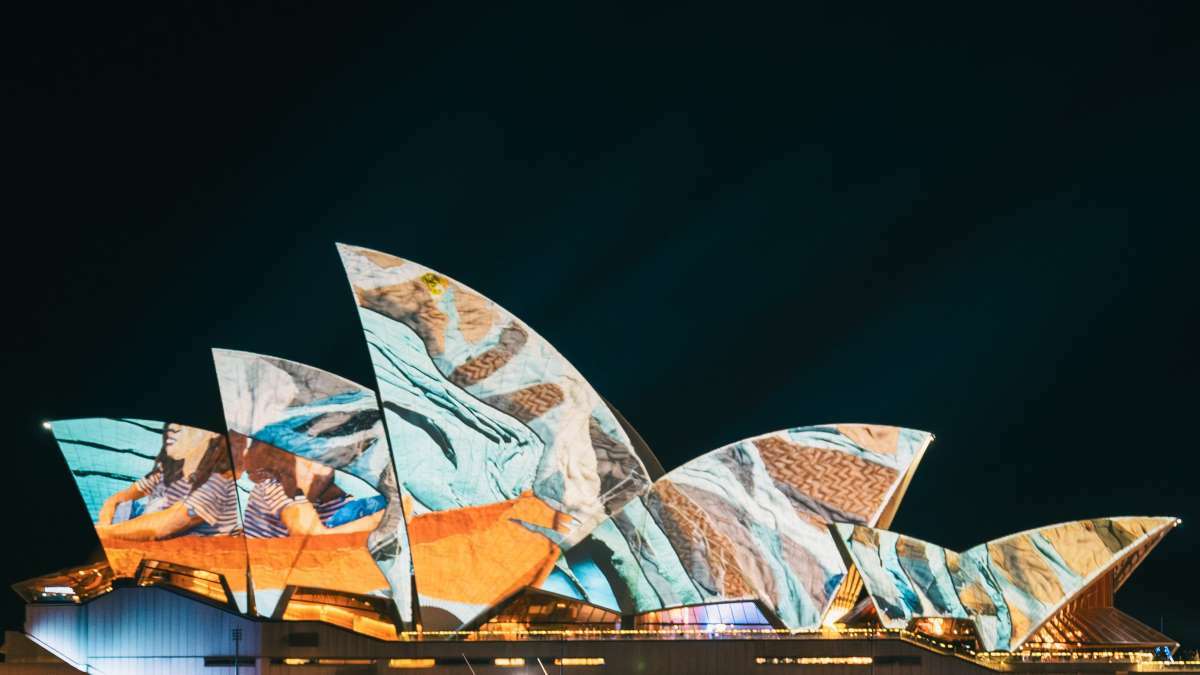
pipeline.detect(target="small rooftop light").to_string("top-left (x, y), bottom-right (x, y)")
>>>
top-left (42, 421), bottom-right (52, 430)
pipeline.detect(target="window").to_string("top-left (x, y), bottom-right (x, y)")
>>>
top-left (755, 656), bottom-right (873, 666)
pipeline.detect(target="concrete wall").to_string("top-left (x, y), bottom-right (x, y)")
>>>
top-left (12, 587), bottom-right (1152, 675)
top-left (24, 589), bottom-right (258, 674)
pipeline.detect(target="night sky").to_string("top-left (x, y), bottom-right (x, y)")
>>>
top-left (7, 3), bottom-right (1199, 646)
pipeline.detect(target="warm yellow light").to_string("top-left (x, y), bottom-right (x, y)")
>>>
top-left (555, 657), bottom-right (605, 666)
top-left (494, 657), bottom-right (525, 667)
top-left (388, 658), bottom-right (436, 669)
top-left (755, 656), bottom-right (873, 666)
top-left (822, 606), bottom-right (849, 628)
top-left (282, 658), bottom-right (309, 665)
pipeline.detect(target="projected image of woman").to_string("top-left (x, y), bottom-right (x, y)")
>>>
top-left (96, 423), bottom-right (239, 541)
top-left (234, 437), bottom-right (386, 539)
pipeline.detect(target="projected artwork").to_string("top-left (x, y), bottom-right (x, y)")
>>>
top-left (835, 517), bottom-right (1180, 651)
top-left (38, 241), bottom-right (1187, 656)
top-left (541, 425), bottom-right (932, 630)
top-left (213, 350), bottom-right (409, 623)
top-left (338, 243), bottom-right (653, 628)
top-left (49, 418), bottom-right (249, 611)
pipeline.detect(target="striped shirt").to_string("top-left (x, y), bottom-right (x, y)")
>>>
top-left (242, 477), bottom-right (349, 539)
top-left (135, 470), bottom-right (240, 536)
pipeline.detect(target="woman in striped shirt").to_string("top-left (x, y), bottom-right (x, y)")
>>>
top-left (96, 423), bottom-right (239, 540)
top-left (234, 436), bottom-right (385, 539)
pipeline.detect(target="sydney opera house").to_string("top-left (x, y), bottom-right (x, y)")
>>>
top-left (5, 244), bottom-right (1192, 674)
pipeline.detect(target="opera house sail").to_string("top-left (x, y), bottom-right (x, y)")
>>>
top-left (12, 243), bottom-right (1187, 674)
top-left (539, 425), bottom-right (931, 630)
top-left (213, 349), bottom-right (412, 630)
top-left (338, 244), bottom-right (654, 629)
top-left (834, 516), bottom-right (1180, 651)
top-left (47, 418), bottom-right (250, 611)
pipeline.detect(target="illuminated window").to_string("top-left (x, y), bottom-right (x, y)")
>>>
top-left (137, 560), bottom-right (230, 605)
top-left (494, 657), bottom-right (525, 666)
top-left (912, 617), bottom-right (976, 643)
top-left (388, 659), bottom-right (436, 669)
top-left (555, 657), bottom-right (605, 666)
top-left (755, 656), bottom-right (873, 665)
top-left (14, 562), bottom-right (114, 605)
top-left (282, 587), bottom-right (399, 640)
top-left (635, 601), bottom-right (774, 631)
top-left (477, 591), bottom-right (620, 633)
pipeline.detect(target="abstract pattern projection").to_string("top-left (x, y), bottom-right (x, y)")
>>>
top-left (338, 244), bottom-right (653, 629)
top-left (835, 517), bottom-right (1179, 651)
top-left (213, 350), bottom-right (410, 622)
top-left (541, 425), bottom-right (932, 630)
top-left (49, 418), bottom-right (249, 611)
top-left (42, 243), bottom-right (1186, 655)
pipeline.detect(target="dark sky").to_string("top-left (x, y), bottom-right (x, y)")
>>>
top-left (6, 2), bottom-right (1199, 646)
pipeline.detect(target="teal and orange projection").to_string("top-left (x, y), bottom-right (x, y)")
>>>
top-left (43, 243), bottom-right (1178, 649)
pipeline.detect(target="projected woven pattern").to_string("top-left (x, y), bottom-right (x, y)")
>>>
top-left (542, 425), bottom-right (932, 630)
top-left (835, 517), bottom-right (1179, 651)
top-left (339, 243), bottom-right (652, 628)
